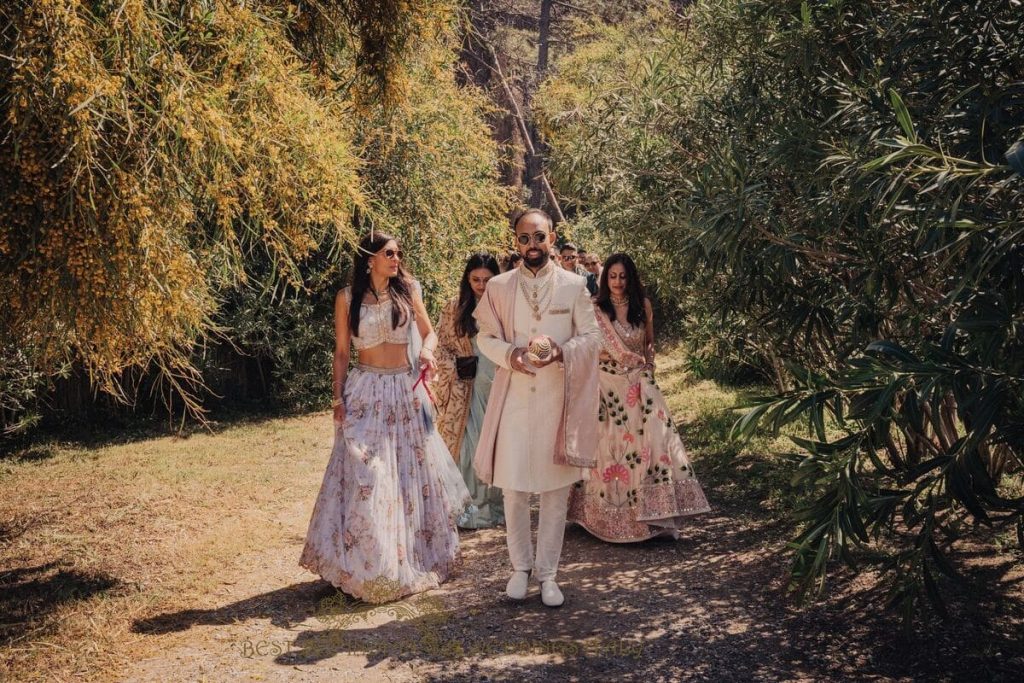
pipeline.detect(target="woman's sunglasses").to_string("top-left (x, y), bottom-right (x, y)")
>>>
top-left (379, 248), bottom-right (403, 260)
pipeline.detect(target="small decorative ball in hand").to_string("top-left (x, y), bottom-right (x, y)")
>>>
top-left (527, 335), bottom-right (552, 364)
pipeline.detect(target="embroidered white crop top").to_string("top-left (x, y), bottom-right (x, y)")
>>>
top-left (344, 287), bottom-right (413, 350)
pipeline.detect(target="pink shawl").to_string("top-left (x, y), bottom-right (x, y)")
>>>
top-left (594, 307), bottom-right (655, 415)
top-left (594, 308), bottom-right (647, 369)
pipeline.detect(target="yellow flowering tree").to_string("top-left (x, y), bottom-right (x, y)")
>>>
top-left (0, 1), bottom-right (364, 411)
top-left (358, 36), bottom-right (513, 306)
top-left (209, 31), bottom-right (512, 411)
top-left (0, 0), bottom-right (508, 428)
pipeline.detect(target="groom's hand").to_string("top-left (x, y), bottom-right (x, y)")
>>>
top-left (510, 348), bottom-right (537, 375)
top-left (529, 338), bottom-right (562, 368)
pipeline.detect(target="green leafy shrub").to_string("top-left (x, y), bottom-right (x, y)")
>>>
top-left (538, 0), bottom-right (1024, 622)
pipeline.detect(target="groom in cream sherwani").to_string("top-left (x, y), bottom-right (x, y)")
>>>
top-left (473, 208), bottom-right (600, 607)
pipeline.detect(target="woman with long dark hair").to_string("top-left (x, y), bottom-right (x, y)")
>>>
top-left (433, 253), bottom-right (505, 528)
top-left (567, 253), bottom-right (711, 542)
top-left (299, 232), bottom-right (469, 603)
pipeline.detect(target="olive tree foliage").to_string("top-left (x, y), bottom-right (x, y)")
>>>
top-left (537, 0), bottom-right (1024, 621)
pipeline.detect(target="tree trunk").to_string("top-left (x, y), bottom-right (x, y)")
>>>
top-left (526, 0), bottom-right (554, 209)
top-left (767, 347), bottom-right (788, 394)
top-left (459, 1), bottom-right (525, 202)
top-left (537, 0), bottom-right (552, 77)
top-left (458, 0), bottom-right (564, 221)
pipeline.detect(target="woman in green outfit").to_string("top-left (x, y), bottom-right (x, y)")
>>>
top-left (433, 253), bottom-right (505, 528)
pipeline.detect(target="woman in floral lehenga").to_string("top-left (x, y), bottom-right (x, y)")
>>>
top-left (568, 253), bottom-right (711, 542)
top-left (299, 232), bottom-right (469, 604)
top-left (433, 253), bottom-right (505, 529)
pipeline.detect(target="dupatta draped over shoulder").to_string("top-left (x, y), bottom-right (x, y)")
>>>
top-left (471, 267), bottom-right (601, 485)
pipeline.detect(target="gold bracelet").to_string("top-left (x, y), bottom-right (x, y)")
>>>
top-left (332, 398), bottom-right (343, 407)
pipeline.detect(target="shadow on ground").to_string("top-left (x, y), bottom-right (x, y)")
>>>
top-left (0, 561), bottom-right (121, 643)
top-left (131, 495), bottom-right (1024, 681)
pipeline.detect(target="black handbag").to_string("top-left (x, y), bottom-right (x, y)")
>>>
top-left (455, 355), bottom-right (478, 380)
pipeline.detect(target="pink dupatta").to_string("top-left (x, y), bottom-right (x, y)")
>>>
top-left (594, 308), bottom-right (652, 412)
top-left (594, 308), bottom-right (647, 370)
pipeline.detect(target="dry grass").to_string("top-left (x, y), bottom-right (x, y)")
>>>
top-left (0, 412), bottom-right (334, 682)
top-left (0, 345), bottom-right (791, 681)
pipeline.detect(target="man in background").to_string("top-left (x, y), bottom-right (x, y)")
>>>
top-left (559, 243), bottom-right (582, 275)
top-left (580, 251), bottom-right (600, 296)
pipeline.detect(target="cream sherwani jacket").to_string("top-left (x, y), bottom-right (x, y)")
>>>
top-left (473, 260), bottom-right (601, 493)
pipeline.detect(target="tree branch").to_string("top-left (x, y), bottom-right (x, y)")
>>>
top-left (487, 42), bottom-right (566, 223)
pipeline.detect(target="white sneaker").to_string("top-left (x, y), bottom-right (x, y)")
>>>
top-left (540, 580), bottom-right (564, 607)
top-left (505, 570), bottom-right (529, 600)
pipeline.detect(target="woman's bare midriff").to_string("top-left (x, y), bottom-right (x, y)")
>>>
top-left (356, 342), bottom-right (411, 369)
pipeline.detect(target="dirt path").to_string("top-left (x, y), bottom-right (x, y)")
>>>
top-left (4, 372), bottom-right (1023, 682)
top-left (121, 481), bottom-right (1024, 682)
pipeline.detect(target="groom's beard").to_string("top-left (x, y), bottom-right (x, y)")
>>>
top-left (523, 250), bottom-right (549, 270)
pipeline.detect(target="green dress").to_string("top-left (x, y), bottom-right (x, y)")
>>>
top-left (456, 336), bottom-right (505, 528)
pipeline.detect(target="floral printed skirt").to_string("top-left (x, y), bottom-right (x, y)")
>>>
top-left (567, 360), bottom-right (711, 543)
top-left (299, 365), bottom-right (470, 603)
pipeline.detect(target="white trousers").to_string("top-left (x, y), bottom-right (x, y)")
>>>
top-left (504, 485), bottom-right (572, 582)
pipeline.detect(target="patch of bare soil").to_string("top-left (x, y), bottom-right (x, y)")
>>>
top-left (122, 488), bottom-right (1024, 682)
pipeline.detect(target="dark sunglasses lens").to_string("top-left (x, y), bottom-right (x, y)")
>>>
top-left (516, 233), bottom-right (547, 246)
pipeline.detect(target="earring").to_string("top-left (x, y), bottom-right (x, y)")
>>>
top-left (366, 262), bottom-right (372, 273)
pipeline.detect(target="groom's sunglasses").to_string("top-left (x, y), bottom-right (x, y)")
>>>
top-left (516, 232), bottom-right (549, 246)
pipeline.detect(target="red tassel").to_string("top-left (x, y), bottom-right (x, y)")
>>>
top-left (412, 366), bottom-right (435, 405)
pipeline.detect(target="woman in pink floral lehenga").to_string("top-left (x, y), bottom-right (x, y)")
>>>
top-left (567, 253), bottom-right (710, 542)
